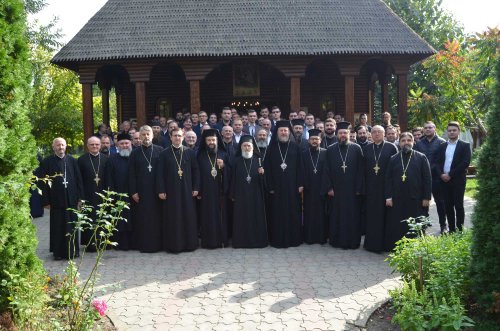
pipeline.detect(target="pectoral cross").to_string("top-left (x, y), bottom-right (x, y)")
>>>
top-left (373, 164), bottom-right (380, 175)
top-left (341, 162), bottom-right (347, 173)
top-left (402, 173), bottom-right (407, 182)
top-left (313, 169), bottom-right (317, 174)
top-left (62, 178), bottom-right (68, 188)
top-left (178, 169), bottom-right (183, 178)
top-left (94, 175), bottom-right (100, 185)
top-left (147, 164), bottom-right (152, 172)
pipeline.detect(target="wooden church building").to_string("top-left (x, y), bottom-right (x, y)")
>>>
top-left (52, 0), bottom-right (435, 141)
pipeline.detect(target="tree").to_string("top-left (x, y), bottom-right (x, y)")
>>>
top-left (469, 55), bottom-right (500, 319)
top-left (0, 0), bottom-right (45, 309)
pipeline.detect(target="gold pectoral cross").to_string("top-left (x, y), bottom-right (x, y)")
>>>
top-left (402, 173), bottom-right (407, 182)
top-left (94, 175), bottom-right (100, 185)
top-left (373, 164), bottom-right (380, 175)
top-left (341, 162), bottom-right (347, 173)
top-left (178, 168), bottom-right (183, 178)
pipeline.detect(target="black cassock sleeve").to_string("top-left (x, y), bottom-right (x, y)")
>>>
top-left (72, 157), bottom-right (84, 201)
top-left (421, 154), bottom-right (432, 200)
top-left (320, 150), bottom-right (333, 196)
top-left (128, 151), bottom-right (138, 196)
top-left (355, 146), bottom-right (364, 195)
top-left (191, 151), bottom-right (200, 192)
top-left (384, 157), bottom-right (395, 200)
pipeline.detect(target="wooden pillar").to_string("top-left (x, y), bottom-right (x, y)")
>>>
top-left (190, 80), bottom-right (201, 114)
top-left (82, 83), bottom-right (94, 144)
top-left (344, 75), bottom-right (355, 124)
top-left (290, 77), bottom-right (301, 111)
top-left (382, 81), bottom-right (390, 114)
top-left (397, 73), bottom-right (408, 132)
top-left (101, 87), bottom-right (110, 126)
top-left (135, 81), bottom-right (146, 126)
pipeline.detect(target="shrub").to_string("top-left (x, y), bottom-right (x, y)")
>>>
top-left (0, 0), bottom-right (45, 310)
top-left (470, 52), bottom-right (500, 319)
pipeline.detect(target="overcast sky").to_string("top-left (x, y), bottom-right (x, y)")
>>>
top-left (30, 0), bottom-right (500, 47)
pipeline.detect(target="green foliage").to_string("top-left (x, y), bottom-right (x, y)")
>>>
top-left (470, 52), bottom-right (500, 319)
top-left (387, 231), bottom-right (474, 329)
top-left (0, 0), bottom-right (45, 311)
top-left (30, 46), bottom-right (83, 154)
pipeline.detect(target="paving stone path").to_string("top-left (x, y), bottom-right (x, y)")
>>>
top-left (35, 198), bottom-right (474, 330)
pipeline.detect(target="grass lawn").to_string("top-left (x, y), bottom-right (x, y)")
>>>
top-left (465, 178), bottom-right (478, 198)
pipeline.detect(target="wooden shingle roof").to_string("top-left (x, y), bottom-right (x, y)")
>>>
top-left (52, 0), bottom-right (435, 64)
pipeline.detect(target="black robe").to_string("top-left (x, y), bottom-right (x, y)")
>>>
top-left (362, 142), bottom-right (398, 252)
top-left (258, 146), bottom-right (272, 239)
top-left (384, 150), bottom-right (432, 250)
top-left (156, 146), bottom-right (200, 253)
top-left (128, 144), bottom-right (163, 253)
top-left (40, 154), bottom-right (84, 259)
top-left (321, 142), bottom-right (364, 249)
top-left (229, 155), bottom-right (268, 248)
top-left (321, 135), bottom-right (338, 149)
top-left (78, 152), bottom-right (108, 251)
top-left (104, 153), bottom-right (133, 250)
top-left (265, 140), bottom-right (304, 248)
top-left (197, 150), bottom-right (230, 249)
top-left (301, 147), bottom-right (328, 244)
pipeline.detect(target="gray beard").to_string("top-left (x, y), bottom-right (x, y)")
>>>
top-left (278, 135), bottom-right (289, 143)
top-left (142, 140), bottom-right (152, 147)
top-left (256, 140), bottom-right (268, 148)
top-left (242, 151), bottom-right (253, 159)
top-left (119, 148), bottom-right (132, 157)
top-left (339, 140), bottom-right (348, 145)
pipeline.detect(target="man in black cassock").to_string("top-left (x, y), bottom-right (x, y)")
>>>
top-left (78, 136), bottom-right (108, 252)
top-left (264, 120), bottom-right (304, 248)
top-left (230, 135), bottom-right (268, 248)
top-left (129, 125), bottom-right (163, 253)
top-left (157, 128), bottom-right (200, 253)
top-left (321, 118), bottom-right (338, 149)
top-left (302, 129), bottom-right (328, 244)
top-left (321, 122), bottom-right (364, 249)
top-left (197, 129), bottom-right (230, 249)
top-left (104, 133), bottom-right (134, 250)
top-left (385, 132), bottom-right (432, 251)
top-left (362, 125), bottom-right (398, 252)
top-left (41, 137), bottom-right (84, 260)
top-left (291, 119), bottom-right (309, 152)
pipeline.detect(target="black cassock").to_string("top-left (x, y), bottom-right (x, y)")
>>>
top-left (41, 154), bottom-right (83, 259)
top-left (265, 140), bottom-right (304, 248)
top-left (384, 150), bottom-right (432, 250)
top-left (230, 155), bottom-right (268, 248)
top-left (223, 140), bottom-right (236, 237)
top-left (104, 153), bottom-right (133, 250)
top-left (322, 142), bottom-right (364, 249)
top-left (197, 150), bottom-right (230, 248)
top-left (78, 153), bottom-right (108, 251)
top-left (156, 146), bottom-right (200, 253)
top-left (362, 142), bottom-right (398, 252)
top-left (129, 144), bottom-right (163, 253)
top-left (302, 147), bottom-right (328, 244)
top-left (321, 135), bottom-right (338, 149)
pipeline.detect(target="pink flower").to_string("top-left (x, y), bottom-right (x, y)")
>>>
top-left (92, 299), bottom-right (107, 316)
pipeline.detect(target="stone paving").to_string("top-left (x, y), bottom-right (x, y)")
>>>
top-left (35, 198), bottom-right (474, 331)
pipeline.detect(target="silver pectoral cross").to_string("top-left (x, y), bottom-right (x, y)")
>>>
top-left (62, 178), bottom-right (68, 188)
top-left (94, 175), bottom-right (100, 185)
top-left (246, 175), bottom-right (252, 183)
top-left (341, 162), bottom-right (347, 173)
top-left (147, 164), bottom-right (152, 172)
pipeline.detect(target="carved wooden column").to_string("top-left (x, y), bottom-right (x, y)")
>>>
top-left (101, 86), bottom-right (110, 125)
top-left (397, 73), bottom-right (408, 132)
top-left (82, 83), bottom-right (94, 144)
top-left (290, 77), bottom-right (301, 112)
top-left (135, 81), bottom-right (147, 126)
top-left (190, 80), bottom-right (201, 114)
top-left (344, 75), bottom-right (355, 124)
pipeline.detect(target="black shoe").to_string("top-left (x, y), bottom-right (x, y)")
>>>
top-left (440, 226), bottom-right (448, 234)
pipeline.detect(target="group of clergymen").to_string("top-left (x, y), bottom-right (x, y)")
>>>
top-left (39, 108), bottom-right (471, 260)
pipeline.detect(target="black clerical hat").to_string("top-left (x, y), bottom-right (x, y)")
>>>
top-left (275, 120), bottom-right (292, 129)
top-left (291, 119), bottom-right (305, 127)
top-left (308, 129), bottom-right (322, 138)
top-left (117, 132), bottom-right (131, 141)
top-left (336, 121), bottom-right (351, 132)
top-left (236, 135), bottom-right (261, 157)
top-left (150, 120), bottom-right (161, 127)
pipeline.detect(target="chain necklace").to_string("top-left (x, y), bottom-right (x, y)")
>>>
top-left (309, 148), bottom-right (321, 174)
top-left (141, 144), bottom-right (154, 172)
top-left (372, 141), bottom-right (385, 175)
top-left (207, 151), bottom-right (218, 179)
top-left (60, 155), bottom-right (69, 188)
top-left (243, 156), bottom-right (253, 183)
top-left (337, 143), bottom-right (350, 173)
top-left (171, 145), bottom-right (184, 179)
top-left (89, 153), bottom-right (101, 185)
top-left (400, 149), bottom-right (414, 182)
top-left (277, 140), bottom-right (290, 171)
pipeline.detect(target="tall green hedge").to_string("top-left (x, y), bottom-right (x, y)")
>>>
top-left (470, 56), bottom-right (500, 316)
top-left (0, 0), bottom-right (44, 309)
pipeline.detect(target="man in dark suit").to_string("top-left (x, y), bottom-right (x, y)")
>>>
top-left (243, 109), bottom-right (262, 137)
top-left (435, 122), bottom-right (471, 232)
